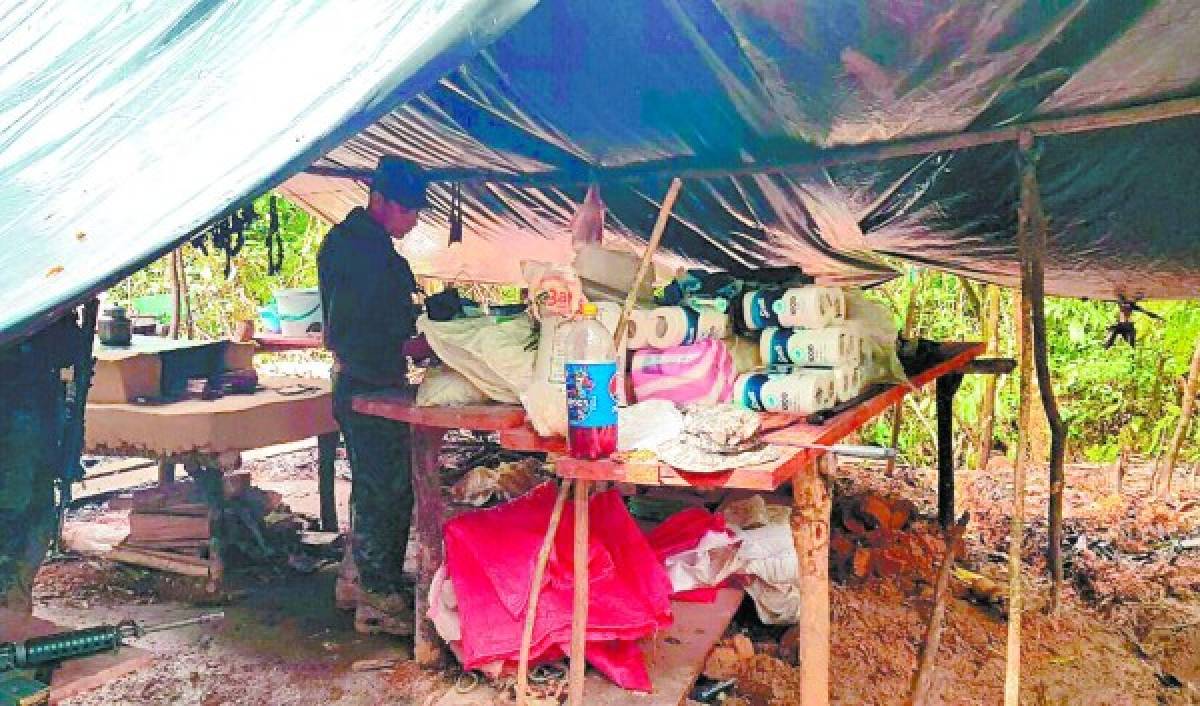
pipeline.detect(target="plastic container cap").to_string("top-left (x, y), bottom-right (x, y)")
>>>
top-left (580, 302), bottom-right (598, 317)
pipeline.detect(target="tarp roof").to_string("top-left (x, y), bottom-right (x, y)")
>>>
top-left (284, 0), bottom-right (1200, 297)
top-left (4, 0), bottom-right (1200, 345)
top-left (0, 0), bottom-right (534, 345)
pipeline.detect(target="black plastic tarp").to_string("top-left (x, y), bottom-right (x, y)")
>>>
top-left (285, 0), bottom-right (1200, 299)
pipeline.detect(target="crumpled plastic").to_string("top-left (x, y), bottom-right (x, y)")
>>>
top-left (416, 315), bottom-right (536, 404)
top-left (442, 483), bottom-right (673, 691)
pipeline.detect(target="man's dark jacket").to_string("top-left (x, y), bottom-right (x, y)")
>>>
top-left (317, 207), bottom-right (417, 386)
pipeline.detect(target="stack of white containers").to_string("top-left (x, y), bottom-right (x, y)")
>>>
top-left (734, 286), bottom-right (865, 415)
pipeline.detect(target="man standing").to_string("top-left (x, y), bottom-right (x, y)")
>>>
top-left (0, 312), bottom-right (86, 613)
top-left (318, 158), bottom-right (427, 635)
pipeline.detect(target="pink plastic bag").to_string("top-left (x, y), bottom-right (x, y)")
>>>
top-left (443, 483), bottom-right (673, 691)
top-left (630, 339), bottom-right (736, 405)
top-left (570, 184), bottom-right (606, 249)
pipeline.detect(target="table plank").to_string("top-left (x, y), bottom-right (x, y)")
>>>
top-left (351, 394), bottom-right (527, 431)
top-left (252, 333), bottom-right (324, 353)
top-left (555, 342), bottom-right (985, 490)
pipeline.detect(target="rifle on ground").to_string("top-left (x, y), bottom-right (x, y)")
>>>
top-left (0, 612), bottom-right (223, 705)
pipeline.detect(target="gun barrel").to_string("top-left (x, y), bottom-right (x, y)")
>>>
top-left (138, 612), bottom-right (225, 636)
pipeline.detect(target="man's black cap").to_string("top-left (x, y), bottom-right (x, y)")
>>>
top-left (372, 157), bottom-right (429, 210)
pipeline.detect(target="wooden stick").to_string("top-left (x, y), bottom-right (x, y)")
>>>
top-left (319, 96), bottom-right (1200, 187)
top-left (1005, 132), bottom-right (1038, 706)
top-left (1017, 133), bottom-right (1067, 613)
top-left (168, 250), bottom-right (183, 340)
top-left (976, 285), bottom-right (1002, 470)
top-left (515, 481), bottom-right (570, 706)
top-left (1161, 335), bottom-right (1200, 497)
top-left (792, 453), bottom-right (834, 706)
top-left (567, 479), bottom-right (590, 706)
top-left (910, 512), bottom-right (970, 706)
top-left (612, 177), bottom-right (683, 346)
top-left (887, 272), bottom-right (924, 473)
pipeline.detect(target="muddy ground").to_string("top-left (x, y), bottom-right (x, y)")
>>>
top-left (34, 446), bottom-right (1200, 705)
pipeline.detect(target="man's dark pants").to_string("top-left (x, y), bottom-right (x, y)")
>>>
top-left (0, 372), bottom-right (62, 612)
top-left (331, 373), bottom-right (413, 596)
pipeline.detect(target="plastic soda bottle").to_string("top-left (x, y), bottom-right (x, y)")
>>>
top-left (564, 303), bottom-right (619, 460)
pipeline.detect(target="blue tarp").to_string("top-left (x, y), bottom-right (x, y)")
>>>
top-left (4, 0), bottom-right (1200, 345)
top-left (0, 0), bottom-right (535, 345)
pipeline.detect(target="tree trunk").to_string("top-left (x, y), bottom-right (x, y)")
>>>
top-left (887, 272), bottom-right (924, 473)
top-left (1015, 137), bottom-right (1067, 614)
top-left (1161, 333), bottom-right (1200, 497)
top-left (168, 250), bottom-right (183, 339)
top-left (976, 285), bottom-right (1003, 469)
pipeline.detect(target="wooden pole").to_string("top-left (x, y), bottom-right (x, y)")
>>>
top-left (516, 482), bottom-right (570, 706)
top-left (567, 479), bottom-right (590, 706)
top-left (792, 453), bottom-right (834, 706)
top-left (176, 250), bottom-right (194, 339)
top-left (1161, 334), bottom-right (1200, 497)
top-left (910, 512), bottom-right (970, 706)
top-left (613, 177), bottom-right (683, 344)
top-left (1017, 132), bottom-right (1068, 613)
top-left (976, 285), bottom-right (1002, 469)
top-left (1005, 134), bottom-right (1038, 706)
top-left (566, 178), bottom-right (683, 706)
top-left (887, 272), bottom-right (924, 473)
top-left (168, 250), bottom-right (183, 339)
top-left (317, 96), bottom-right (1200, 188)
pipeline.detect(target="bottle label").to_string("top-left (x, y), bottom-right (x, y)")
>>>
top-left (765, 328), bottom-right (791, 364)
top-left (745, 290), bottom-right (784, 330)
top-left (740, 373), bottom-right (769, 411)
top-left (565, 362), bottom-right (618, 428)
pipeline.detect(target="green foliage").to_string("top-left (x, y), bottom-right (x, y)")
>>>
top-left (113, 194), bottom-right (327, 338)
top-left (859, 267), bottom-right (1200, 467)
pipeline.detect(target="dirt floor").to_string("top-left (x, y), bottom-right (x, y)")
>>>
top-left (31, 446), bottom-right (1200, 705)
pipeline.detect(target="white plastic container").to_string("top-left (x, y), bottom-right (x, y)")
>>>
top-left (759, 326), bottom-right (862, 366)
top-left (734, 371), bottom-right (836, 415)
top-left (274, 288), bottom-right (322, 337)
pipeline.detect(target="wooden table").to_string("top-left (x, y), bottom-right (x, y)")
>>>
top-left (86, 378), bottom-right (342, 585)
top-left (252, 333), bottom-right (325, 353)
top-left (354, 342), bottom-right (987, 702)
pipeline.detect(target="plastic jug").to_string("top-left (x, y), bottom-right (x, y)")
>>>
top-left (564, 303), bottom-right (619, 459)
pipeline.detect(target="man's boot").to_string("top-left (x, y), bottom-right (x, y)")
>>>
top-left (354, 590), bottom-right (414, 636)
top-left (335, 539), bottom-right (360, 612)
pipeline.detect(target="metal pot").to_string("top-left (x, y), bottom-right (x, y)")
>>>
top-left (97, 306), bottom-right (133, 346)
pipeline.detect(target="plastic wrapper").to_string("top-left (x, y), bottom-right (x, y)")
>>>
top-left (416, 315), bottom-right (536, 404)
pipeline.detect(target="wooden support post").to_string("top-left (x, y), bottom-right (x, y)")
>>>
top-left (317, 432), bottom-right (340, 531)
top-left (1161, 335), bottom-right (1200, 497)
top-left (887, 272), bottom-right (924, 473)
top-left (792, 453), bottom-right (833, 706)
top-left (516, 482), bottom-right (571, 706)
top-left (977, 285), bottom-right (1003, 469)
top-left (1005, 133), bottom-right (1039, 706)
top-left (411, 426), bottom-right (447, 667)
top-left (1016, 132), bottom-right (1067, 612)
top-left (567, 479), bottom-right (590, 706)
top-left (910, 512), bottom-right (970, 706)
top-left (566, 176), bottom-right (682, 706)
top-left (935, 374), bottom-right (964, 528)
top-left (168, 251), bottom-right (183, 340)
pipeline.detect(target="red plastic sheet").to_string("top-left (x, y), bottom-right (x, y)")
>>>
top-left (645, 507), bottom-right (733, 603)
top-left (443, 483), bottom-right (673, 691)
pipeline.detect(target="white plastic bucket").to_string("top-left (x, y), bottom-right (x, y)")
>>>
top-left (274, 288), bottom-right (322, 337)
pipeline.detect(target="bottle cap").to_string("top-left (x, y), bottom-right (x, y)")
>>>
top-left (580, 302), bottom-right (598, 317)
